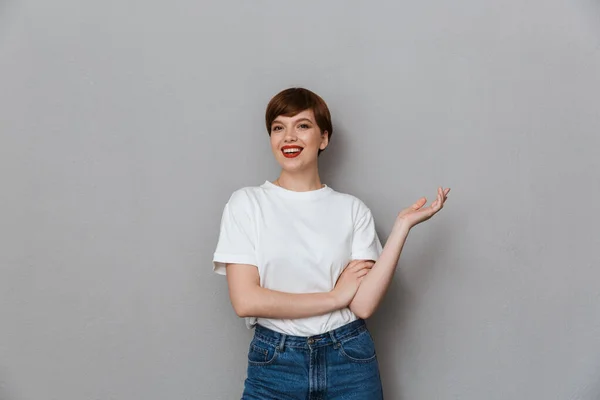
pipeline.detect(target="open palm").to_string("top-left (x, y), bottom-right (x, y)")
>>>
top-left (397, 187), bottom-right (450, 228)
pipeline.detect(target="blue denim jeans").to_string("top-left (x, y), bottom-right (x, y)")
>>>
top-left (241, 318), bottom-right (383, 400)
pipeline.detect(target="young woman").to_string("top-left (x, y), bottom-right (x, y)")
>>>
top-left (213, 88), bottom-right (450, 399)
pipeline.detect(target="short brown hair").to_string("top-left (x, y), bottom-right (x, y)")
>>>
top-left (265, 88), bottom-right (333, 155)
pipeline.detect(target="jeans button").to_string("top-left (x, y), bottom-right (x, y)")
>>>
top-left (307, 338), bottom-right (314, 344)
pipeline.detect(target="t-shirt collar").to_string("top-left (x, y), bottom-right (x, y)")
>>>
top-left (261, 180), bottom-right (333, 200)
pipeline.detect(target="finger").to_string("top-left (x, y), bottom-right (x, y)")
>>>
top-left (355, 261), bottom-right (374, 271)
top-left (357, 269), bottom-right (369, 278)
top-left (434, 188), bottom-right (442, 210)
top-left (362, 260), bottom-right (375, 267)
top-left (430, 196), bottom-right (439, 210)
top-left (349, 261), bottom-right (368, 271)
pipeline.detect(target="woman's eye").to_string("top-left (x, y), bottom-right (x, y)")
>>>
top-left (299, 124), bottom-right (310, 129)
top-left (272, 126), bottom-right (282, 132)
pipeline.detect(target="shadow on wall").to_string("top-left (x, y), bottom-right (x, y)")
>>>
top-left (317, 121), bottom-right (351, 185)
top-left (369, 215), bottom-right (458, 399)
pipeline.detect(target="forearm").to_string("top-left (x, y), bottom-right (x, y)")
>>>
top-left (234, 286), bottom-right (342, 319)
top-left (349, 220), bottom-right (411, 319)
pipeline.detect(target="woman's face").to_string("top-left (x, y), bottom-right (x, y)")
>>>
top-left (269, 109), bottom-right (329, 172)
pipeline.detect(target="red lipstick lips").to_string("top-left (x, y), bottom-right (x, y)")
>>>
top-left (281, 145), bottom-right (303, 159)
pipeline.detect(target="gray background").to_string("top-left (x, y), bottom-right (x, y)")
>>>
top-left (1, 0), bottom-right (599, 399)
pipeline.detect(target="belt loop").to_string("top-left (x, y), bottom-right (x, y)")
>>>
top-left (277, 333), bottom-right (287, 352)
top-left (329, 331), bottom-right (340, 349)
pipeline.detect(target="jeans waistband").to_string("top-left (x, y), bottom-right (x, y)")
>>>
top-left (253, 319), bottom-right (367, 350)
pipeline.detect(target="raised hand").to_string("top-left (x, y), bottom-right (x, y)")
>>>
top-left (397, 186), bottom-right (450, 229)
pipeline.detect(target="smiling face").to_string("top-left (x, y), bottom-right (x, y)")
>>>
top-left (269, 109), bottom-right (329, 172)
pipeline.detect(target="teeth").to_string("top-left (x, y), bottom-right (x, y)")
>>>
top-left (283, 148), bottom-right (302, 153)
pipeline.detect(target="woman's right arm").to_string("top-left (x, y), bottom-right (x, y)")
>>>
top-left (225, 261), bottom-right (371, 319)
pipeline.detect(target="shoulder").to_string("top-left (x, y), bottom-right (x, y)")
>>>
top-left (227, 186), bottom-right (254, 204)
top-left (329, 190), bottom-right (374, 218)
top-left (225, 184), bottom-right (267, 211)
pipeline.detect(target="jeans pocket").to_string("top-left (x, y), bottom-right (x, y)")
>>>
top-left (247, 338), bottom-right (278, 366)
top-left (338, 328), bottom-right (377, 363)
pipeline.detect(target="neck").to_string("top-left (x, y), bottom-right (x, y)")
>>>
top-left (275, 169), bottom-right (324, 192)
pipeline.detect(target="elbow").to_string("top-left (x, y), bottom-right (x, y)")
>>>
top-left (229, 285), bottom-right (261, 318)
top-left (233, 306), bottom-right (247, 318)
top-left (350, 303), bottom-right (375, 320)
top-left (231, 300), bottom-right (253, 318)
top-left (354, 309), bottom-right (374, 320)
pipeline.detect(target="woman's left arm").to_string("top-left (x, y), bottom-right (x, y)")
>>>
top-left (349, 186), bottom-right (450, 319)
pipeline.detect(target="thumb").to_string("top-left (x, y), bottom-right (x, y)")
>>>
top-left (398, 198), bottom-right (427, 217)
top-left (412, 197), bottom-right (427, 209)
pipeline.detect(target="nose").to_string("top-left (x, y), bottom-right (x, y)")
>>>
top-left (284, 128), bottom-right (297, 142)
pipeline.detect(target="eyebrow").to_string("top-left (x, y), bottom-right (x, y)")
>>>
top-left (272, 117), bottom-right (314, 126)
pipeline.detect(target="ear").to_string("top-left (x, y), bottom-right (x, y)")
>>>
top-left (320, 130), bottom-right (329, 150)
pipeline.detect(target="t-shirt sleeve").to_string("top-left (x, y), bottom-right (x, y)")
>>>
top-left (212, 191), bottom-right (258, 275)
top-left (351, 201), bottom-right (383, 261)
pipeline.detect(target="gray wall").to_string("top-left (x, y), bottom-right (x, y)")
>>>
top-left (1, 0), bottom-right (599, 399)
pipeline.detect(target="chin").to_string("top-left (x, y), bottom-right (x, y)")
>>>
top-left (277, 162), bottom-right (305, 172)
top-left (274, 153), bottom-right (317, 172)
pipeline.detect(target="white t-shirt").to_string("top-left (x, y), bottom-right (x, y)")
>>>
top-left (213, 180), bottom-right (382, 336)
